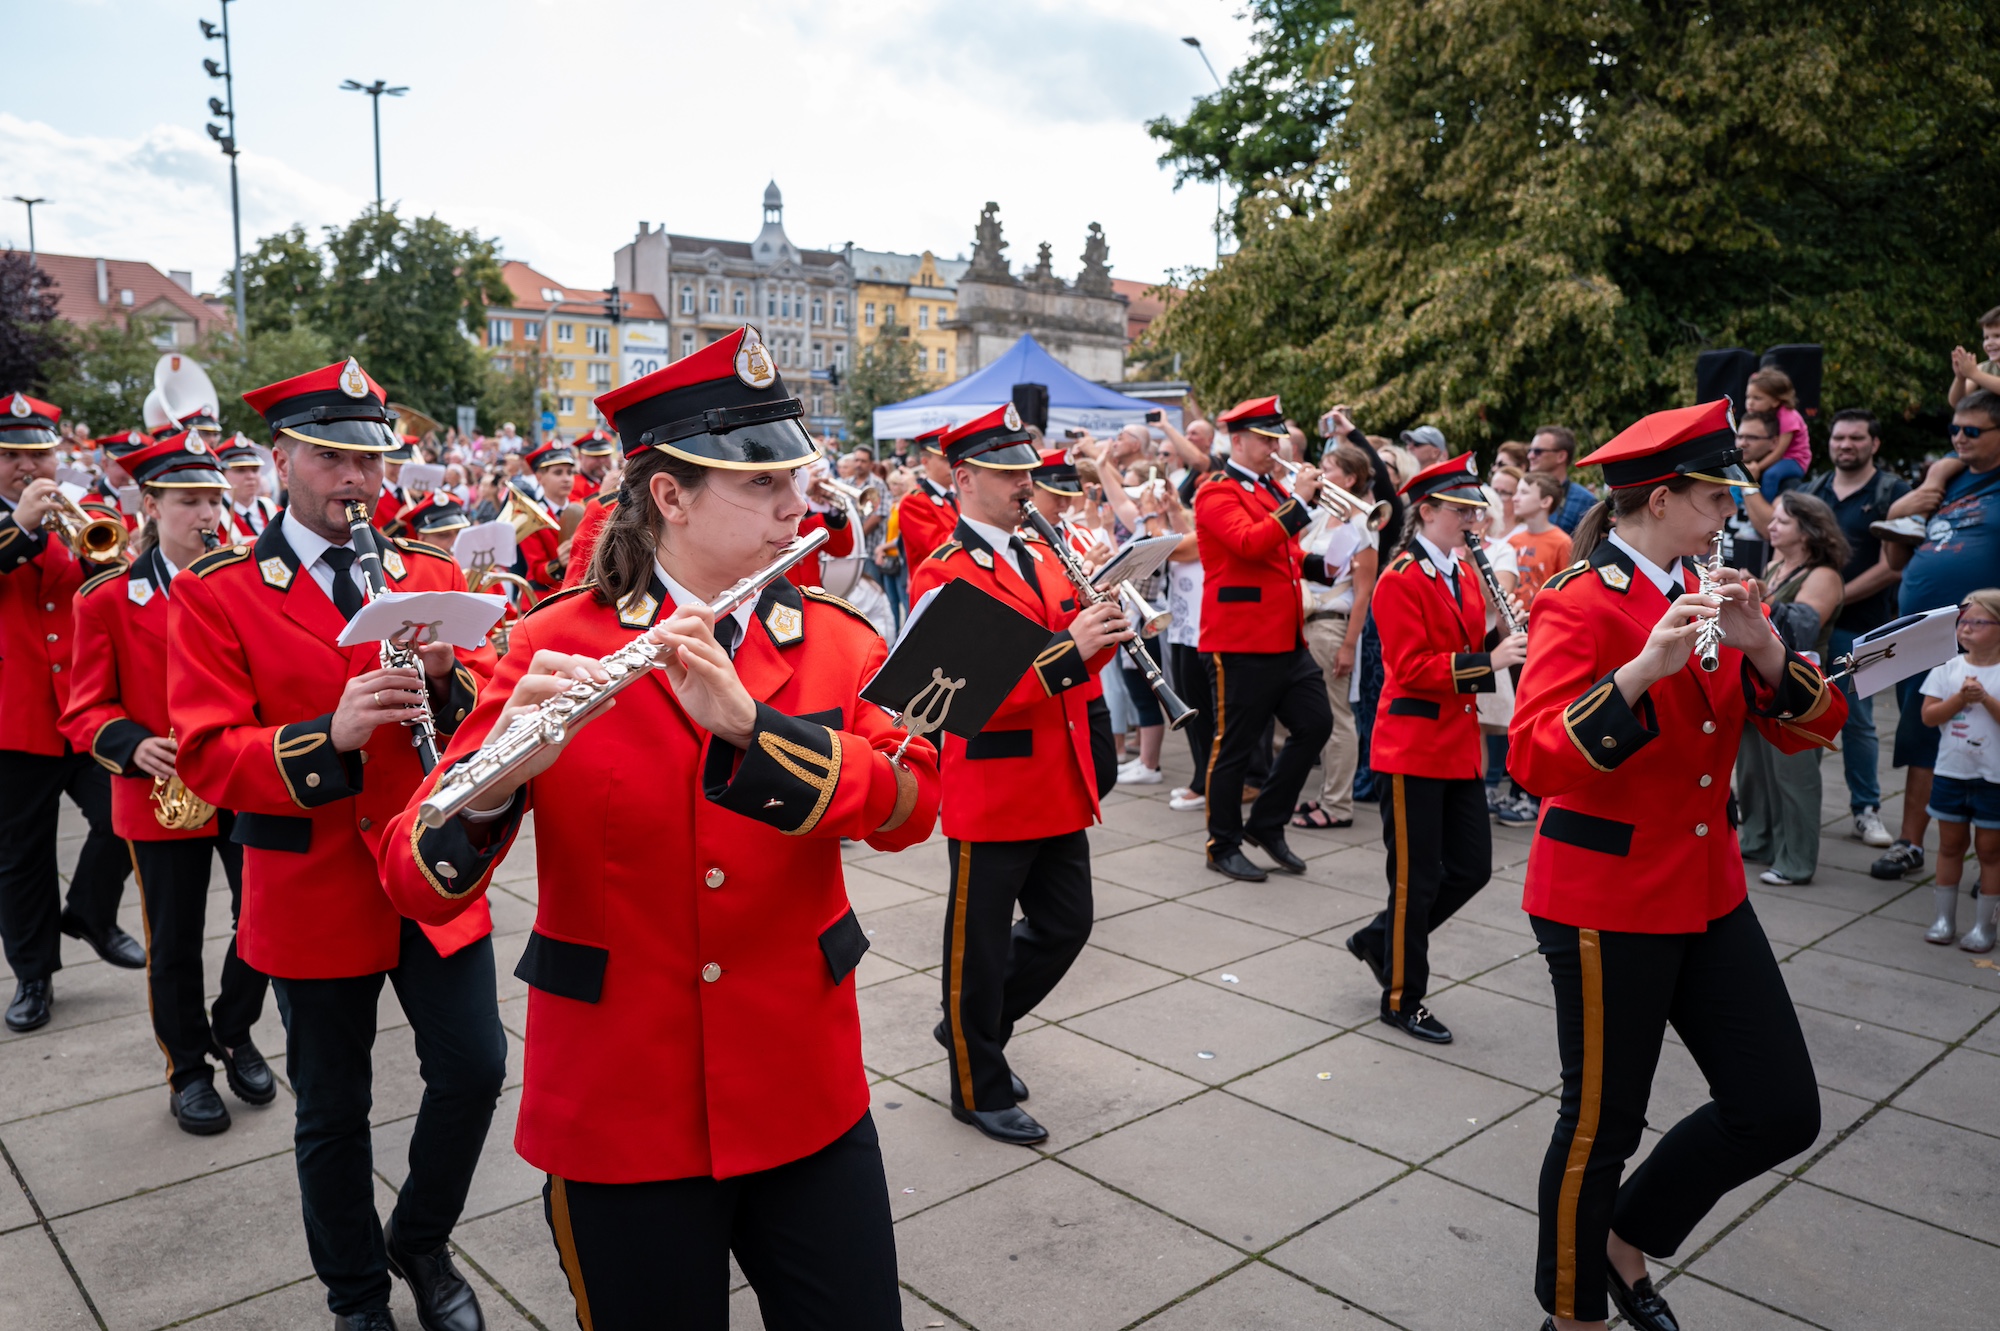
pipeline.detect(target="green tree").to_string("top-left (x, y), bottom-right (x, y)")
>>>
top-left (200, 324), bottom-right (337, 438)
top-left (39, 318), bottom-right (169, 435)
top-left (841, 320), bottom-right (925, 447)
top-left (0, 254), bottom-right (71, 394)
top-left (233, 224), bottom-right (326, 336)
top-left (1152, 1), bottom-right (2000, 463)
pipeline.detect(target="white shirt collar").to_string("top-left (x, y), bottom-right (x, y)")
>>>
top-left (1414, 532), bottom-right (1462, 575)
top-left (1224, 458), bottom-right (1266, 486)
top-left (156, 550), bottom-right (179, 582)
top-left (281, 508), bottom-right (350, 571)
top-left (1607, 530), bottom-right (1684, 595)
top-left (960, 515), bottom-right (1024, 578)
top-left (652, 560), bottom-right (756, 650)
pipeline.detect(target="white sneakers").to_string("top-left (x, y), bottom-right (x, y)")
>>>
top-left (1854, 807), bottom-right (1893, 847)
top-left (1117, 762), bottom-right (1164, 786)
top-left (1168, 787), bottom-right (1206, 811)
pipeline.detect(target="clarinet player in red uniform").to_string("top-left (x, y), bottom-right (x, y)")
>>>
top-left (380, 327), bottom-right (940, 1330)
top-left (1510, 401), bottom-right (1845, 1331)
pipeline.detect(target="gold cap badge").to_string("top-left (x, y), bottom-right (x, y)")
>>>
top-left (338, 358), bottom-right (369, 399)
top-left (734, 328), bottom-right (776, 388)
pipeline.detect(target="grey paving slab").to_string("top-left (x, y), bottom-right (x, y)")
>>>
top-left (1791, 1004), bottom-right (1948, 1102)
top-left (1060, 1090), bottom-right (1402, 1248)
top-left (1268, 1171), bottom-right (1545, 1329)
top-left (0, 1224), bottom-right (96, 1328)
top-left (1430, 876), bottom-right (1539, 936)
top-left (1689, 1180), bottom-right (1994, 1328)
top-left (855, 895), bottom-right (946, 971)
top-left (1293, 843), bottom-right (1392, 895)
top-left (1136, 1260), bottom-right (1383, 1329)
top-left (842, 863), bottom-right (935, 914)
top-left (49, 1152), bottom-right (314, 1331)
top-left (1089, 840), bottom-right (1216, 898)
top-left (892, 1159), bottom-right (1238, 1331)
top-left (1739, 888), bottom-right (1862, 947)
top-left (1890, 1044), bottom-right (2000, 1134)
top-left (859, 971), bottom-right (948, 1078)
top-left (1065, 980), bottom-right (1335, 1087)
top-left (0, 1011), bottom-right (176, 1123)
top-left (1425, 1101), bottom-right (1559, 1211)
top-left (1965, 1013), bottom-right (2000, 1056)
top-left (0, 1167), bottom-right (35, 1235)
top-left (852, 947), bottom-right (913, 990)
top-left (1356, 984), bottom-right (1560, 1092)
top-left (1179, 875), bottom-right (1378, 937)
top-left (1652, 1274), bottom-right (1821, 1329)
top-left (1804, 1107), bottom-right (2000, 1243)
top-left (1424, 916), bottom-right (1540, 981)
top-left (1464, 951), bottom-right (1557, 1009)
top-left (176, 1276), bottom-right (329, 1328)
top-left (1230, 1034), bottom-right (1538, 1163)
top-left (450, 1196), bottom-right (580, 1330)
top-left (1086, 901), bottom-right (1292, 975)
top-left (1094, 795), bottom-right (1213, 843)
top-left (1779, 949), bottom-right (2000, 1041)
top-left (872, 1082), bottom-right (1029, 1221)
top-left (1090, 879), bottom-right (1165, 918)
top-left (372, 1085), bottom-right (543, 1224)
top-left (2, 1081), bottom-right (293, 1218)
top-left (1816, 911), bottom-right (2000, 989)
top-left (1028, 943), bottom-right (1178, 1022)
top-left (0, 958), bottom-right (148, 1048)
top-left (1201, 937), bottom-right (1380, 1027)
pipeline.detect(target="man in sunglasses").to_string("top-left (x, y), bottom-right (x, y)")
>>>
top-left (1525, 425), bottom-right (1598, 533)
top-left (1871, 389), bottom-right (2000, 879)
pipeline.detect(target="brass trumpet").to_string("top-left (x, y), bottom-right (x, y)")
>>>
top-left (468, 562), bottom-right (535, 657)
top-left (815, 474), bottom-right (880, 515)
top-left (1273, 456), bottom-right (1393, 532)
top-left (45, 492), bottom-right (129, 564)
top-left (151, 729), bottom-right (217, 830)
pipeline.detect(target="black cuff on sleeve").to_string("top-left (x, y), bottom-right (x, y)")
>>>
top-left (1563, 671), bottom-right (1657, 772)
top-left (0, 512), bottom-right (50, 571)
top-left (703, 702), bottom-right (843, 835)
top-left (410, 778), bottom-right (522, 901)
top-left (1742, 650), bottom-right (1835, 724)
top-left (90, 718), bottom-right (154, 777)
top-left (1452, 652), bottom-right (1498, 695)
top-left (546, 557), bottom-right (566, 581)
top-left (275, 714), bottom-right (364, 808)
top-left (1302, 553), bottom-right (1331, 585)
top-left (1273, 498), bottom-right (1311, 537)
top-left (439, 663), bottom-right (481, 735)
top-left (1032, 630), bottom-right (1091, 696)
top-left (824, 508), bottom-right (850, 530)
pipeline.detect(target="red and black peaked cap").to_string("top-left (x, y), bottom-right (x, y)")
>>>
top-left (591, 326), bottom-right (815, 470)
top-left (241, 357), bottom-right (398, 453)
top-left (1580, 400), bottom-right (1750, 490)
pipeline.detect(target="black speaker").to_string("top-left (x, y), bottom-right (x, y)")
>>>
top-left (1011, 382), bottom-right (1048, 433)
top-left (1695, 348), bottom-right (1757, 415)
top-left (1760, 344), bottom-right (1823, 416)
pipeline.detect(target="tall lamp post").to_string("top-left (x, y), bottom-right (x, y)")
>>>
top-left (339, 79), bottom-right (408, 211)
top-left (201, 2), bottom-right (246, 337)
top-left (8, 197), bottom-right (47, 268)
top-left (1181, 36), bottom-right (1227, 267)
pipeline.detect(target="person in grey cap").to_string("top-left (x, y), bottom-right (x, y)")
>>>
top-left (1400, 425), bottom-right (1449, 470)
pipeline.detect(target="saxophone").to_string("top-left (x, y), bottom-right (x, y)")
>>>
top-left (151, 729), bottom-right (217, 830)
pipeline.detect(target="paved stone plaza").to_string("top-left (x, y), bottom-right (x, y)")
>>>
top-left (3, 705), bottom-right (1997, 1330)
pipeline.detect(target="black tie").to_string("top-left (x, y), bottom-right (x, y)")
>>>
top-left (1008, 537), bottom-right (1044, 599)
top-left (319, 548), bottom-right (365, 621)
top-left (1261, 475), bottom-right (1288, 506)
top-left (714, 613), bottom-right (741, 658)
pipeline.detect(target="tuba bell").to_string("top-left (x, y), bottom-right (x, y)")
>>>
top-left (499, 483), bottom-right (558, 542)
top-left (151, 730), bottom-right (217, 830)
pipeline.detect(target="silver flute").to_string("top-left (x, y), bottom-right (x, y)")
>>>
top-left (1695, 532), bottom-right (1726, 672)
top-left (417, 527), bottom-right (828, 828)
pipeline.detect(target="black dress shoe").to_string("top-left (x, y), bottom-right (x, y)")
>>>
top-left (60, 911), bottom-right (146, 969)
top-left (169, 1080), bottom-right (232, 1135)
top-left (1345, 933), bottom-right (1387, 988)
top-left (952, 1105), bottom-right (1048, 1146)
top-left (1206, 848), bottom-right (1268, 881)
top-left (5, 977), bottom-right (52, 1033)
top-left (1244, 831), bottom-right (1307, 873)
top-left (1379, 1004), bottom-right (1453, 1044)
top-left (333, 1311), bottom-right (400, 1330)
top-left (931, 1022), bottom-right (1029, 1102)
top-left (1607, 1263), bottom-right (1681, 1331)
top-left (211, 1035), bottom-right (278, 1105)
top-left (385, 1222), bottom-right (485, 1331)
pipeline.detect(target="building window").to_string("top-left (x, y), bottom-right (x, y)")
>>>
top-left (864, 302), bottom-right (875, 327)
top-left (589, 361), bottom-right (612, 387)
top-left (557, 396), bottom-right (575, 415)
top-left (492, 356), bottom-right (510, 373)
top-left (812, 342), bottom-right (824, 370)
top-left (706, 287), bottom-right (720, 314)
top-left (732, 289), bottom-right (747, 317)
top-left (524, 320), bottom-right (542, 341)
top-left (834, 299), bottom-right (846, 327)
top-left (915, 348), bottom-right (929, 372)
top-left (556, 361), bottom-right (576, 379)
top-left (834, 343), bottom-right (847, 370)
top-left (812, 393), bottom-right (823, 416)
top-left (586, 326), bottom-right (610, 355)
top-left (487, 318), bottom-right (513, 345)
top-left (918, 305), bottom-right (930, 329)
top-left (938, 350), bottom-right (949, 375)
top-left (680, 331), bottom-right (696, 358)
top-left (556, 322), bottom-right (573, 343)
top-left (680, 285), bottom-right (694, 315)
top-left (884, 303), bottom-right (896, 326)
top-left (812, 297), bottom-right (823, 324)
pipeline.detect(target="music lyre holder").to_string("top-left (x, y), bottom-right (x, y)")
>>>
top-left (891, 667), bottom-right (964, 765)
top-left (1822, 643), bottom-right (1894, 686)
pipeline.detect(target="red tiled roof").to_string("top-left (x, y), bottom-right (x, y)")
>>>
top-left (1112, 277), bottom-right (1181, 344)
top-left (4, 250), bottom-right (231, 337)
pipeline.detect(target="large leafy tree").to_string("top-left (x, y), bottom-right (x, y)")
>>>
top-left (0, 254), bottom-right (70, 395)
top-left (1149, 1), bottom-right (2000, 461)
top-left (841, 319), bottom-right (926, 447)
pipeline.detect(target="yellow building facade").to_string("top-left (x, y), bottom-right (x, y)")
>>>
top-left (849, 249), bottom-right (967, 386)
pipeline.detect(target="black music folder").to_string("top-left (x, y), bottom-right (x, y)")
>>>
top-left (862, 578), bottom-right (1050, 741)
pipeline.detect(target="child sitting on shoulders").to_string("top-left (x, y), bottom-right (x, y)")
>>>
top-left (1744, 367), bottom-right (1812, 478)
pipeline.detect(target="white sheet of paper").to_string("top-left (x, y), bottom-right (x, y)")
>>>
top-left (57, 481), bottom-right (92, 504)
top-left (1844, 605), bottom-right (1964, 698)
top-left (399, 462), bottom-right (445, 494)
top-left (335, 590), bottom-right (507, 650)
top-left (1091, 534), bottom-right (1182, 590)
top-left (56, 468), bottom-right (95, 490)
top-left (453, 520), bottom-right (517, 571)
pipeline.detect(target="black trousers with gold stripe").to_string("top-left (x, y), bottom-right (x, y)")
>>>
top-left (542, 1111), bottom-right (899, 1331)
top-left (0, 750), bottom-right (130, 982)
top-left (1530, 900), bottom-right (1819, 1322)
top-left (130, 814), bottom-right (269, 1091)
top-left (1354, 772), bottom-right (1489, 1014)
top-left (1202, 646), bottom-right (1332, 858)
top-left (940, 832), bottom-right (1092, 1112)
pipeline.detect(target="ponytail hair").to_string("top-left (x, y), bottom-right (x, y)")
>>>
top-left (1569, 476), bottom-right (1702, 564)
top-left (1568, 500), bottom-right (1613, 562)
top-left (585, 448), bottom-right (710, 604)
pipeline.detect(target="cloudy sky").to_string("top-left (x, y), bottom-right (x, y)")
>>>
top-left (5, 0), bottom-right (1252, 297)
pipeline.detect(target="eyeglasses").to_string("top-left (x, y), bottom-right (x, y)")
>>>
top-left (1949, 425), bottom-right (1988, 439)
top-left (1525, 448), bottom-right (1558, 457)
top-left (1960, 616), bottom-right (2000, 629)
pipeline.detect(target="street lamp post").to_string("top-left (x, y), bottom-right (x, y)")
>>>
top-left (1181, 36), bottom-right (1226, 268)
top-left (8, 197), bottom-right (47, 268)
top-left (339, 79), bottom-right (408, 211)
top-left (201, 1), bottom-right (246, 337)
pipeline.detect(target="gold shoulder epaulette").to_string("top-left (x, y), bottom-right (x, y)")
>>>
top-left (1543, 560), bottom-right (1590, 593)
top-left (395, 537), bottom-right (454, 563)
top-left (78, 565), bottom-right (127, 596)
top-left (191, 545), bottom-right (252, 578)
top-left (802, 586), bottom-right (873, 627)
top-left (521, 583), bottom-right (593, 619)
top-left (930, 541), bottom-right (962, 561)
top-left (1387, 551), bottom-right (1415, 574)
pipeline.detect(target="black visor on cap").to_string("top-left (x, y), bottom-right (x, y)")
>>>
top-left (1602, 431), bottom-right (1748, 490)
top-left (416, 511), bottom-right (469, 532)
top-left (961, 439), bottom-right (1042, 470)
top-left (279, 417), bottom-right (400, 452)
top-left (137, 461), bottom-right (228, 489)
top-left (654, 415), bottom-right (818, 471)
top-left (0, 426), bottom-right (60, 447)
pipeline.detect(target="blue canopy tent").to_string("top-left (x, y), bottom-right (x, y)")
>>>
top-left (870, 334), bottom-right (1180, 440)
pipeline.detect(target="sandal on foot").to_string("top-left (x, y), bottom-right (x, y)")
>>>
top-left (1292, 801), bottom-right (1336, 830)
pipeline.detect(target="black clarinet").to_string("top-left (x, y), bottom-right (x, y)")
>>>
top-left (1018, 502), bottom-right (1195, 731)
top-left (343, 502), bottom-right (441, 772)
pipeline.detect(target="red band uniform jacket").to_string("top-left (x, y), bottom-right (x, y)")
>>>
top-left (893, 478), bottom-right (957, 571)
top-left (0, 502), bottom-right (84, 756)
top-left (61, 547), bottom-right (216, 840)
top-left (1370, 542), bottom-right (1496, 779)
top-left (1508, 542), bottom-right (1846, 934)
top-left (377, 575), bottom-right (940, 1184)
top-left (168, 519), bottom-right (489, 978)
top-left (906, 521), bottom-right (1113, 842)
top-left (1194, 462), bottom-right (1313, 654)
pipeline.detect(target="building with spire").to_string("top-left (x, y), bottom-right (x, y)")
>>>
top-left (611, 182), bottom-right (854, 435)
